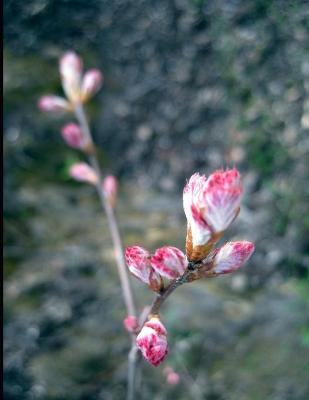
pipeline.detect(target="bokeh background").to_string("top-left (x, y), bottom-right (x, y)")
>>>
top-left (4, 1), bottom-right (309, 399)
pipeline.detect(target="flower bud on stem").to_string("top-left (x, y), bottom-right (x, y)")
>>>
top-left (73, 101), bottom-right (138, 400)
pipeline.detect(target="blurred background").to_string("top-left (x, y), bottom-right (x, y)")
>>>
top-left (3, 0), bottom-right (309, 399)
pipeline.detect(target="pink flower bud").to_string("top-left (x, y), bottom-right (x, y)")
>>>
top-left (125, 246), bottom-right (162, 291)
top-left (200, 169), bottom-right (242, 233)
top-left (61, 123), bottom-right (84, 149)
top-left (38, 95), bottom-right (71, 113)
top-left (183, 169), bottom-right (242, 261)
top-left (81, 69), bottom-right (103, 101)
top-left (163, 367), bottom-right (180, 385)
top-left (123, 315), bottom-right (138, 333)
top-left (211, 241), bottom-right (255, 275)
top-left (151, 246), bottom-right (187, 279)
top-left (183, 173), bottom-right (213, 248)
top-left (102, 175), bottom-right (118, 208)
top-left (69, 162), bottom-right (98, 185)
top-left (136, 317), bottom-right (168, 367)
top-left (59, 51), bottom-right (83, 103)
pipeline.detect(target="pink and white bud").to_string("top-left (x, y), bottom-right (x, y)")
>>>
top-left (183, 169), bottom-right (242, 261)
top-left (136, 317), bottom-right (168, 367)
top-left (102, 175), bottom-right (118, 208)
top-left (38, 95), bottom-right (71, 113)
top-left (61, 123), bottom-right (84, 149)
top-left (151, 246), bottom-right (187, 279)
top-left (125, 246), bottom-right (152, 284)
top-left (163, 367), bottom-right (180, 385)
top-left (59, 51), bottom-right (83, 103)
top-left (199, 169), bottom-right (242, 233)
top-left (211, 241), bottom-right (255, 275)
top-left (183, 173), bottom-right (212, 248)
top-left (81, 69), bottom-right (103, 102)
top-left (69, 162), bottom-right (98, 185)
top-left (123, 315), bottom-right (138, 333)
top-left (125, 246), bottom-right (161, 291)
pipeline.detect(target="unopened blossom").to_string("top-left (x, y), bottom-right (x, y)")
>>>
top-left (38, 95), bottom-right (71, 113)
top-left (183, 169), bottom-right (242, 261)
top-left (151, 246), bottom-right (187, 279)
top-left (136, 317), bottom-right (168, 366)
top-left (183, 173), bottom-right (212, 251)
top-left (164, 367), bottom-right (180, 385)
top-left (125, 246), bottom-right (161, 291)
top-left (69, 162), bottom-right (98, 185)
top-left (61, 123), bottom-right (84, 149)
top-left (81, 69), bottom-right (103, 102)
top-left (199, 169), bottom-right (242, 232)
top-left (123, 315), bottom-right (138, 333)
top-left (209, 241), bottom-right (255, 276)
top-left (59, 51), bottom-right (83, 103)
top-left (102, 175), bottom-right (118, 208)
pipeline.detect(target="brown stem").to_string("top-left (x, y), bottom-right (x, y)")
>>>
top-left (141, 269), bottom-right (193, 326)
top-left (74, 103), bottom-right (136, 317)
top-left (73, 103), bottom-right (138, 399)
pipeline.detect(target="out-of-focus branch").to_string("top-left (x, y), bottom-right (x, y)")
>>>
top-left (74, 103), bottom-right (138, 400)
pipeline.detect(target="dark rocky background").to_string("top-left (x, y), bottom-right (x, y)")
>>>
top-left (4, 1), bottom-right (309, 399)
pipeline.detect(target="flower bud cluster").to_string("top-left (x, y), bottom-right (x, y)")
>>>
top-left (38, 51), bottom-right (118, 205)
top-left (125, 246), bottom-right (188, 292)
top-left (126, 168), bottom-right (255, 366)
top-left (38, 51), bottom-right (103, 113)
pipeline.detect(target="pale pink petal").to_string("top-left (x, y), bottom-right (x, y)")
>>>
top-left (213, 241), bottom-right (255, 275)
top-left (59, 51), bottom-right (83, 103)
top-left (81, 69), bottom-right (103, 101)
top-left (183, 173), bottom-right (212, 247)
top-left (151, 246), bottom-right (187, 279)
top-left (38, 95), bottom-right (71, 113)
top-left (69, 162), bottom-right (98, 184)
top-left (201, 169), bottom-right (242, 233)
top-left (125, 246), bottom-right (152, 284)
top-left (145, 317), bottom-right (167, 336)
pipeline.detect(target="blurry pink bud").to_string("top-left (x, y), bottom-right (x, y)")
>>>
top-left (60, 51), bottom-right (83, 76)
top-left (69, 162), bottom-right (98, 185)
top-left (125, 246), bottom-right (162, 291)
top-left (81, 69), bottom-right (103, 102)
top-left (38, 95), bottom-right (71, 113)
top-left (151, 246), bottom-right (187, 279)
top-left (102, 175), bottom-right (118, 208)
top-left (61, 123), bottom-right (84, 149)
top-left (123, 315), bottom-right (139, 333)
top-left (211, 241), bottom-right (255, 275)
top-left (136, 317), bottom-right (168, 367)
top-left (59, 51), bottom-right (83, 103)
top-left (164, 367), bottom-right (180, 385)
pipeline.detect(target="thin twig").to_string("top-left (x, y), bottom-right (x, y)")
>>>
top-left (141, 269), bottom-right (193, 326)
top-left (74, 103), bottom-right (138, 399)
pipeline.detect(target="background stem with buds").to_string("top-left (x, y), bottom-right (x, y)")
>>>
top-left (73, 103), bottom-right (138, 400)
